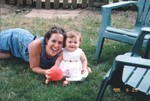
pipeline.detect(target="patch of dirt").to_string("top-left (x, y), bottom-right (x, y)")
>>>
top-left (0, 4), bottom-right (17, 15)
top-left (0, 4), bottom-right (32, 15)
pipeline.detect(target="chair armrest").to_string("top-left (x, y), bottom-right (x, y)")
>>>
top-left (106, 27), bottom-right (138, 37)
top-left (106, 27), bottom-right (150, 39)
top-left (102, 1), bottom-right (137, 10)
top-left (142, 27), bottom-right (150, 33)
top-left (115, 55), bottom-right (150, 69)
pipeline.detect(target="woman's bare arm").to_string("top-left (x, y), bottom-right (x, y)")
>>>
top-left (29, 39), bottom-right (47, 75)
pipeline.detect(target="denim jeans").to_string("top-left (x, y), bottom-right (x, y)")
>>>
top-left (0, 28), bottom-right (35, 62)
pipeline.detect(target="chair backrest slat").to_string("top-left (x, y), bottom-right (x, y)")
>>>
top-left (136, 0), bottom-right (145, 26)
top-left (141, 0), bottom-right (150, 26)
top-left (136, 0), bottom-right (150, 27)
top-left (145, 11), bottom-right (150, 26)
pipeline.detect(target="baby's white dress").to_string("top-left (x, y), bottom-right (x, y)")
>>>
top-left (60, 48), bottom-right (89, 81)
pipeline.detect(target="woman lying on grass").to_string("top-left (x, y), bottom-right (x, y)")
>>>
top-left (0, 26), bottom-right (66, 81)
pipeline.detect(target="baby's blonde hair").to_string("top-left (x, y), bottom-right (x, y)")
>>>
top-left (66, 31), bottom-right (82, 42)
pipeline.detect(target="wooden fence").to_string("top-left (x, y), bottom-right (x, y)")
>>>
top-left (0, 0), bottom-right (137, 9)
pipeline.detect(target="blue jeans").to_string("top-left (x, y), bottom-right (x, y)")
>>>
top-left (0, 28), bottom-right (35, 62)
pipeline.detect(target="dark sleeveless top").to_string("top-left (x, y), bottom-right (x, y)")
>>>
top-left (40, 37), bottom-right (58, 69)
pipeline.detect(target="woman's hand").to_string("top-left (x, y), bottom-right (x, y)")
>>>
top-left (45, 69), bottom-right (51, 78)
top-left (45, 69), bottom-right (51, 84)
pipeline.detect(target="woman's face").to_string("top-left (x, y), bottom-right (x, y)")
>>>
top-left (46, 33), bottom-right (64, 58)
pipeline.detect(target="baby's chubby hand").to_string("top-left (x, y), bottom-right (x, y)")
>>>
top-left (81, 68), bottom-right (86, 74)
top-left (81, 67), bottom-right (92, 74)
top-left (87, 67), bottom-right (92, 73)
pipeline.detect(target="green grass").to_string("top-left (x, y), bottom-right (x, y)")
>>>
top-left (0, 8), bottom-right (137, 101)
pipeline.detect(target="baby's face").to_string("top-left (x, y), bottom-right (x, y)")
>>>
top-left (65, 36), bottom-right (80, 52)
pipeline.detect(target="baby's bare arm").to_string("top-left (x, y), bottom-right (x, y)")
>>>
top-left (54, 52), bottom-right (63, 67)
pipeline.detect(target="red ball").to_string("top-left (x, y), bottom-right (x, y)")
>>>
top-left (48, 67), bottom-right (64, 81)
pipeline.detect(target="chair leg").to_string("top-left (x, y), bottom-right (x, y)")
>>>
top-left (96, 78), bottom-right (109, 101)
top-left (96, 36), bottom-right (105, 60)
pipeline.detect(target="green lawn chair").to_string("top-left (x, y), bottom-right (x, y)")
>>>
top-left (96, 0), bottom-right (150, 61)
top-left (96, 27), bottom-right (150, 101)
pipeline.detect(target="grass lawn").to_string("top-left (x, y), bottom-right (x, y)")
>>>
top-left (0, 5), bottom-right (137, 101)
